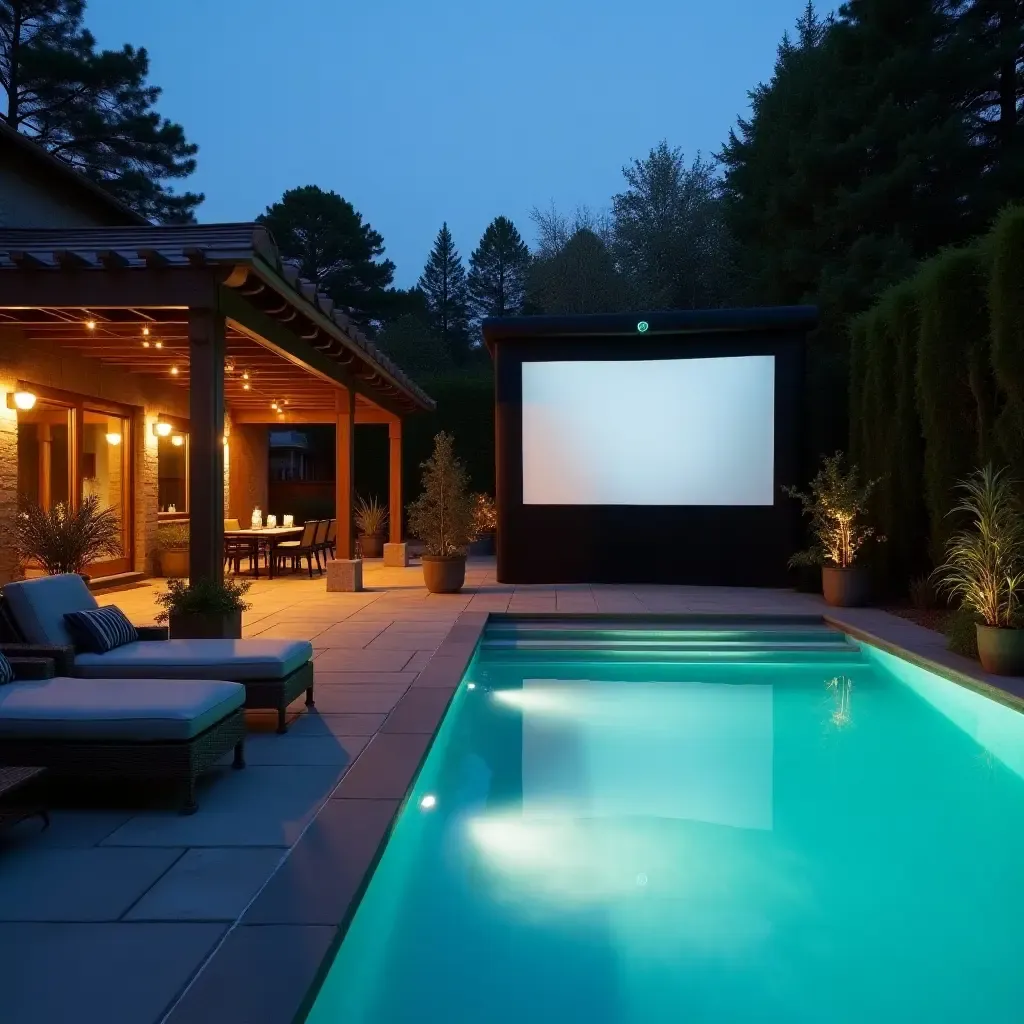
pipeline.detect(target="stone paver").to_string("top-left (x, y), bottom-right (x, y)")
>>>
top-left (2, 556), bottom-right (1015, 1024)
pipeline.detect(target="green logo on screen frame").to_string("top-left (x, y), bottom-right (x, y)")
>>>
top-left (637, 320), bottom-right (649, 333)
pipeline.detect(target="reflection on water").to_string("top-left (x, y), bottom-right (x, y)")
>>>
top-left (827, 674), bottom-right (854, 728)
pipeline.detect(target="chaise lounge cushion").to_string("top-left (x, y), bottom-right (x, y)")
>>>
top-left (73, 639), bottom-right (314, 682)
top-left (0, 677), bottom-right (245, 742)
top-left (3, 574), bottom-right (97, 647)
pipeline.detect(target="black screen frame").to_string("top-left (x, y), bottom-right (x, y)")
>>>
top-left (495, 331), bottom-right (806, 586)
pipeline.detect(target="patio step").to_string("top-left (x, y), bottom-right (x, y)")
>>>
top-left (87, 572), bottom-right (150, 594)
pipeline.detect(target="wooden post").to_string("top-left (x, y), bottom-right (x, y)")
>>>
top-left (188, 307), bottom-right (226, 584)
top-left (388, 417), bottom-right (402, 544)
top-left (335, 388), bottom-right (355, 559)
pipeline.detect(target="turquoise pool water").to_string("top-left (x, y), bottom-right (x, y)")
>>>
top-left (305, 622), bottom-right (1024, 1023)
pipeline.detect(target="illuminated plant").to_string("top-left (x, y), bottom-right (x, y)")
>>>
top-left (471, 493), bottom-right (497, 538)
top-left (784, 452), bottom-right (883, 568)
top-left (407, 432), bottom-right (475, 557)
top-left (932, 465), bottom-right (1024, 628)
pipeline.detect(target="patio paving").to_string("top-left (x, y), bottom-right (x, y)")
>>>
top-left (0, 557), bottom-right (1015, 1024)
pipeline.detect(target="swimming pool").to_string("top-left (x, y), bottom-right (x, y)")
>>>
top-left (304, 618), bottom-right (1024, 1023)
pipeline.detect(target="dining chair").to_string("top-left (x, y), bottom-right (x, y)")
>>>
top-left (275, 520), bottom-right (320, 577)
top-left (224, 518), bottom-right (249, 574)
top-left (312, 519), bottom-right (330, 573)
top-left (325, 519), bottom-right (338, 560)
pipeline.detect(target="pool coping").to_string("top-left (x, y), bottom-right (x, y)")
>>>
top-left (164, 608), bottom-right (1024, 1024)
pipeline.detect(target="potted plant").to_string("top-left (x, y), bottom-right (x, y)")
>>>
top-left (155, 522), bottom-right (190, 577)
top-left (407, 432), bottom-right (475, 593)
top-left (8, 495), bottom-right (121, 581)
top-left (784, 452), bottom-right (883, 607)
top-left (354, 494), bottom-right (388, 559)
top-left (469, 493), bottom-right (497, 556)
top-left (933, 465), bottom-right (1024, 675)
top-left (155, 576), bottom-right (252, 640)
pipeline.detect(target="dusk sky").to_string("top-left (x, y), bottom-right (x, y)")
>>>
top-left (86, 0), bottom-right (829, 287)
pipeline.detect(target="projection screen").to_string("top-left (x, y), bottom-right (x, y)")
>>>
top-left (521, 356), bottom-right (776, 506)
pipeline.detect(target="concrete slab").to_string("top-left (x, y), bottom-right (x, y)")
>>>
top-left (244, 799), bottom-right (398, 925)
top-left (284, 711), bottom-right (388, 737)
top-left (332, 732), bottom-right (433, 799)
top-left (313, 647), bottom-right (415, 672)
top-left (308, 685), bottom-right (410, 713)
top-left (239, 734), bottom-right (369, 766)
top-left (125, 847), bottom-right (285, 921)
top-left (0, 922), bottom-right (224, 1024)
top-left (0, 846), bottom-right (183, 921)
top-left (382, 686), bottom-right (457, 734)
top-left (2, 809), bottom-right (132, 850)
top-left (163, 925), bottom-right (335, 1024)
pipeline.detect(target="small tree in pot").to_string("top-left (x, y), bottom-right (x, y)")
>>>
top-left (156, 577), bottom-right (253, 639)
top-left (784, 452), bottom-right (883, 607)
top-left (407, 432), bottom-right (475, 593)
top-left (933, 465), bottom-right (1024, 675)
top-left (8, 495), bottom-right (121, 580)
top-left (354, 495), bottom-right (388, 558)
top-left (155, 522), bottom-right (189, 577)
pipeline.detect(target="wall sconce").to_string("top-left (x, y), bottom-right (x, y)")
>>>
top-left (105, 432), bottom-right (122, 445)
top-left (7, 390), bottom-right (37, 411)
top-left (171, 434), bottom-right (184, 447)
top-left (153, 420), bottom-right (172, 437)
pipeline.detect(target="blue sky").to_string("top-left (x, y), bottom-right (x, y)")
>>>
top-left (86, 0), bottom-right (826, 287)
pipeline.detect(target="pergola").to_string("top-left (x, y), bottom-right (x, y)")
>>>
top-left (0, 223), bottom-right (434, 582)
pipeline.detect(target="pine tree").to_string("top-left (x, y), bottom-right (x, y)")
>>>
top-left (0, 0), bottom-right (202, 221)
top-left (257, 186), bottom-right (395, 327)
top-left (418, 223), bottom-right (470, 363)
top-left (466, 216), bottom-right (531, 323)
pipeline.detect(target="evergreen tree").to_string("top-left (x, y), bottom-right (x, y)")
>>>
top-left (0, 0), bottom-right (202, 221)
top-left (257, 186), bottom-right (396, 328)
top-left (418, 223), bottom-right (470, 362)
top-left (611, 142), bottom-right (733, 309)
top-left (377, 312), bottom-right (453, 379)
top-left (526, 228), bottom-right (625, 314)
top-left (467, 216), bottom-right (531, 322)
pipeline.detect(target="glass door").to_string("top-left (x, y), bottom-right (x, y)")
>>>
top-left (81, 409), bottom-right (132, 576)
top-left (17, 400), bottom-right (73, 511)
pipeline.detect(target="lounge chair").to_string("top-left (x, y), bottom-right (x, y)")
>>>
top-left (0, 654), bottom-right (245, 814)
top-left (0, 574), bottom-right (316, 734)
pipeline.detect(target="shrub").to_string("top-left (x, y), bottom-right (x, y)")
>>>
top-left (915, 245), bottom-right (989, 560)
top-left (988, 204), bottom-right (1024, 475)
top-left (353, 495), bottom-right (388, 536)
top-left (9, 495), bottom-right (121, 575)
top-left (784, 452), bottom-right (883, 568)
top-left (155, 576), bottom-right (252, 623)
top-left (407, 432), bottom-right (475, 556)
top-left (945, 606), bottom-right (980, 660)
top-left (156, 522), bottom-right (189, 550)
top-left (932, 465), bottom-right (1024, 628)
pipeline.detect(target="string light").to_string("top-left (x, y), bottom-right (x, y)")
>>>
top-left (154, 341), bottom-right (163, 349)
top-left (242, 371), bottom-right (249, 381)
top-left (142, 340), bottom-right (150, 348)
top-left (170, 366), bottom-right (179, 376)
top-left (142, 327), bottom-right (150, 336)
top-left (243, 382), bottom-right (251, 391)
top-left (85, 320), bottom-right (96, 330)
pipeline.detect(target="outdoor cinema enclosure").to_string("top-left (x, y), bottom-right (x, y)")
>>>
top-left (484, 307), bottom-right (818, 587)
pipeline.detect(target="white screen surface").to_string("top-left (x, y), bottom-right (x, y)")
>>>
top-left (521, 355), bottom-right (775, 505)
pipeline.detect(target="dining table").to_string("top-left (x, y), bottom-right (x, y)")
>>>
top-left (224, 526), bottom-right (303, 579)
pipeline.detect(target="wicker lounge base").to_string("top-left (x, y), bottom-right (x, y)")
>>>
top-left (245, 660), bottom-right (316, 734)
top-left (0, 709), bottom-right (246, 815)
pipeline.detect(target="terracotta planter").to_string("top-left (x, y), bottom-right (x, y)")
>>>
top-left (422, 554), bottom-right (467, 594)
top-left (169, 609), bottom-right (243, 640)
top-left (976, 624), bottom-right (1024, 675)
top-left (359, 533), bottom-right (384, 559)
top-left (159, 548), bottom-right (190, 578)
top-left (821, 566), bottom-right (869, 607)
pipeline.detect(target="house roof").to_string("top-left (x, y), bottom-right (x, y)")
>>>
top-left (482, 306), bottom-right (820, 351)
top-left (0, 222), bottom-right (434, 413)
top-left (0, 119), bottom-right (148, 226)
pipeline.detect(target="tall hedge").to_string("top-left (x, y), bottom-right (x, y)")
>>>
top-left (847, 314), bottom-right (869, 468)
top-left (915, 245), bottom-right (988, 560)
top-left (989, 205), bottom-right (1024, 475)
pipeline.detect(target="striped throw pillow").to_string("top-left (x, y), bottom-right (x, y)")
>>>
top-left (0, 651), bottom-right (12, 685)
top-left (64, 606), bottom-right (139, 654)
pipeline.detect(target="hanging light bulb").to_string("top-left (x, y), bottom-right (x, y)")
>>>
top-left (142, 326), bottom-right (150, 336)
top-left (170, 366), bottom-right (179, 376)
top-left (142, 340), bottom-right (150, 348)
top-left (85, 319), bottom-right (96, 330)
top-left (154, 340), bottom-right (163, 349)
top-left (243, 382), bottom-right (251, 391)
top-left (242, 371), bottom-right (249, 381)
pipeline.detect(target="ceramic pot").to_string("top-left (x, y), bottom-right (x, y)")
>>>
top-left (422, 554), bottom-right (467, 594)
top-left (159, 548), bottom-right (189, 578)
top-left (976, 624), bottom-right (1024, 675)
top-left (359, 533), bottom-right (384, 559)
top-left (169, 609), bottom-right (243, 640)
top-left (821, 566), bottom-right (869, 608)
